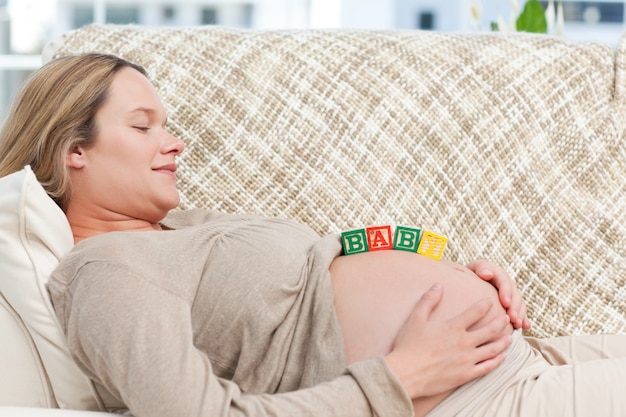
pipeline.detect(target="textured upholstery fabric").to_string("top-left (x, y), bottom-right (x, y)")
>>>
top-left (47, 24), bottom-right (626, 340)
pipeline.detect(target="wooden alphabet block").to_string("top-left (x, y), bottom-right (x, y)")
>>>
top-left (417, 230), bottom-right (448, 260)
top-left (393, 226), bottom-right (421, 252)
top-left (365, 225), bottom-right (393, 251)
top-left (341, 228), bottom-right (369, 255)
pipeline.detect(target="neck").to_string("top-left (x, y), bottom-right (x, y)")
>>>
top-left (65, 204), bottom-right (163, 244)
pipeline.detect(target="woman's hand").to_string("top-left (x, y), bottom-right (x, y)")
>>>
top-left (466, 259), bottom-right (530, 330)
top-left (385, 283), bottom-right (512, 399)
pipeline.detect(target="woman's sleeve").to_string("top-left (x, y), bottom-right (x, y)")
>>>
top-left (62, 262), bottom-right (413, 417)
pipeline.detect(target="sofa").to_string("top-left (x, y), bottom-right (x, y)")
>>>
top-left (1, 23), bottom-right (625, 415)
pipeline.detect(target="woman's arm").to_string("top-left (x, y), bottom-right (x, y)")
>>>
top-left (61, 262), bottom-right (413, 417)
top-left (466, 259), bottom-right (531, 330)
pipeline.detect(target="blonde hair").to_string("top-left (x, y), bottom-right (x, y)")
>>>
top-left (0, 53), bottom-right (148, 210)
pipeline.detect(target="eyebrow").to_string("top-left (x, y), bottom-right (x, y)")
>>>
top-left (129, 107), bottom-right (155, 115)
top-left (128, 107), bottom-right (168, 125)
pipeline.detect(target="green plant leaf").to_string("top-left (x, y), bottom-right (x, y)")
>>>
top-left (516, 0), bottom-right (548, 33)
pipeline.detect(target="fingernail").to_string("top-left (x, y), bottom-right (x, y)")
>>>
top-left (432, 283), bottom-right (442, 291)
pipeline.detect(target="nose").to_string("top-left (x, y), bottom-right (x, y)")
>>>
top-left (162, 131), bottom-right (185, 155)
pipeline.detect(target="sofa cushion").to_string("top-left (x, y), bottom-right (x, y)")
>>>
top-left (0, 166), bottom-right (98, 409)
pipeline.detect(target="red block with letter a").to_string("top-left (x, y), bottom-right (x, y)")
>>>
top-left (365, 225), bottom-right (393, 251)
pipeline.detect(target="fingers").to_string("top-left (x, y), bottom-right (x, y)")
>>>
top-left (507, 285), bottom-right (523, 328)
top-left (449, 300), bottom-right (511, 358)
top-left (466, 259), bottom-right (497, 281)
top-left (520, 305), bottom-right (531, 330)
top-left (461, 312), bottom-right (512, 368)
top-left (470, 350), bottom-right (508, 379)
top-left (505, 280), bottom-right (531, 329)
top-left (448, 297), bottom-right (494, 331)
top-left (471, 260), bottom-right (513, 305)
top-left (467, 259), bottom-right (531, 329)
top-left (465, 334), bottom-right (512, 381)
top-left (470, 314), bottom-right (511, 348)
top-left (412, 282), bottom-right (444, 321)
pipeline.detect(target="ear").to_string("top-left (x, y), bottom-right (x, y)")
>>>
top-left (66, 145), bottom-right (86, 169)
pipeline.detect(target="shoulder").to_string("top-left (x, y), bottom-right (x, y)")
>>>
top-left (51, 228), bottom-right (199, 299)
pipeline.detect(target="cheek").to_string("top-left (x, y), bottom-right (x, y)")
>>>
top-left (89, 132), bottom-right (161, 183)
top-left (113, 145), bottom-right (158, 174)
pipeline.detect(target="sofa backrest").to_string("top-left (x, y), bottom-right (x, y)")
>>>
top-left (45, 25), bottom-right (626, 341)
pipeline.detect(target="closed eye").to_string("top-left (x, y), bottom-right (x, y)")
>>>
top-left (133, 126), bottom-right (150, 132)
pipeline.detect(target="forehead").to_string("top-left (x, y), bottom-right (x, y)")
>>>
top-left (106, 67), bottom-right (164, 113)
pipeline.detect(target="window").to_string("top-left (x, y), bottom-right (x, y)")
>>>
top-left (242, 4), bottom-right (254, 27)
top-left (163, 6), bottom-right (175, 21)
top-left (72, 6), bottom-right (93, 29)
top-left (201, 7), bottom-right (218, 25)
top-left (106, 7), bottom-right (139, 25)
top-left (73, 5), bottom-right (140, 28)
top-left (417, 11), bottom-right (435, 30)
top-left (540, 1), bottom-right (624, 23)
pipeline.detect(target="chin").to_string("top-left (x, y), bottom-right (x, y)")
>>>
top-left (147, 197), bottom-right (180, 223)
top-left (165, 196), bottom-right (181, 211)
top-left (162, 191), bottom-right (181, 207)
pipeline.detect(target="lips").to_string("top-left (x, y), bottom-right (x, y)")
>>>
top-left (153, 163), bottom-right (177, 175)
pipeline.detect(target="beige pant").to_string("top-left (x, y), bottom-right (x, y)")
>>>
top-left (428, 330), bottom-right (626, 416)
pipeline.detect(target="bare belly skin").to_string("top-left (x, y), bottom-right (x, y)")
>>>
top-left (329, 250), bottom-right (513, 416)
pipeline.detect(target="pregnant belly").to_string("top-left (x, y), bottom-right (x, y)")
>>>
top-left (329, 250), bottom-right (513, 364)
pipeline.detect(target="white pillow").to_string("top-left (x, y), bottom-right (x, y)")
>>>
top-left (0, 166), bottom-right (99, 409)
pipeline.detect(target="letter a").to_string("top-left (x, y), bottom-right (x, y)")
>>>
top-left (366, 225), bottom-right (393, 251)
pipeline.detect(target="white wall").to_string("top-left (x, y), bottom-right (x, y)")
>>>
top-left (340, 0), bottom-right (395, 29)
